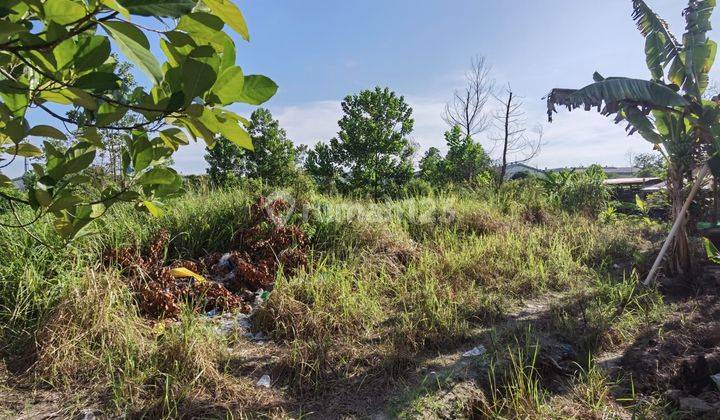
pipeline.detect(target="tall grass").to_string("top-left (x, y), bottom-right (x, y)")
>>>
top-left (0, 183), bottom-right (663, 416)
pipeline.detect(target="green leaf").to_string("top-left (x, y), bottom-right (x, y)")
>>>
top-left (209, 66), bottom-right (244, 105)
top-left (0, 82), bottom-right (29, 118)
top-left (73, 36), bottom-right (111, 73)
top-left (202, 0), bottom-right (249, 41)
top-left (632, 0), bottom-right (683, 75)
top-left (47, 143), bottom-right (96, 179)
top-left (74, 72), bottom-right (122, 91)
top-left (143, 200), bottom-right (164, 217)
top-left (177, 12), bottom-right (233, 52)
top-left (9, 143), bottom-right (43, 157)
top-left (99, 0), bottom-right (130, 18)
top-left (234, 75), bottom-right (278, 105)
top-left (547, 78), bottom-right (689, 121)
top-left (28, 125), bottom-right (66, 140)
top-left (0, 173), bottom-right (11, 187)
top-left (137, 167), bottom-right (178, 185)
top-left (181, 46), bottom-right (220, 102)
top-left (158, 128), bottom-right (189, 150)
top-left (40, 88), bottom-right (98, 110)
top-left (43, 0), bottom-right (87, 25)
top-left (102, 21), bottom-right (163, 83)
top-left (703, 237), bottom-right (720, 264)
top-left (96, 102), bottom-right (128, 126)
top-left (48, 193), bottom-right (83, 213)
top-left (119, 0), bottom-right (196, 17)
top-left (53, 37), bottom-right (78, 70)
top-left (0, 21), bottom-right (27, 42)
top-left (214, 110), bottom-right (253, 150)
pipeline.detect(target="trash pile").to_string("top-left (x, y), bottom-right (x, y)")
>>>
top-left (106, 197), bottom-right (308, 319)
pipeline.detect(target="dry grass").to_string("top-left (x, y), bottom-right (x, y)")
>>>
top-left (0, 185), bottom-right (673, 417)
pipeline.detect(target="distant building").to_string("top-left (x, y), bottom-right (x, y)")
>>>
top-left (503, 163), bottom-right (546, 180)
top-left (601, 166), bottom-right (639, 178)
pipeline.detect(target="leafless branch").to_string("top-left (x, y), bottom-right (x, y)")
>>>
top-left (443, 55), bottom-right (495, 138)
top-left (490, 85), bottom-right (544, 184)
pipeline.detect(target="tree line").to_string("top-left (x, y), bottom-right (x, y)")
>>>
top-left (206, 58), bottom-right (545, 199)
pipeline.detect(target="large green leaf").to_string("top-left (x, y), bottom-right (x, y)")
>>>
top-left (549, 78), bottom-right (689, 114)
top-left (43, 0), bottom-right (87, 25)
top-left (202, 0), bottom-right (249, 41)
top-left (118, 0), bottom-right (196, 17)
top-left (181, 46), bottom-right (220, 102)
top-left (99, 0), bottom-right (130, 18)
top-left (209, 66), bottom-right (244, 105)
top-left (0, 21), bottom-right (27, 42)
top-left (39, 88), bottom-right (97, 110)
top-left (28, 125), bottom-right (66, 140)
top-left (6, 142), bottom-right (43, 157)
top-left (0, 78), bottom-right (29, 117)
top-left (632, 0), bottom-right (683, 78)
top-left (137, 166), bottom-right (179, 185)
top-left (0, 173), bottom-right (11, 187)
top-left (73, 36), bottom-right (111, 73)
top-left (74, 72), bottom-right (122, 91)
top-left (53, 37), bottom-right (78, 70)
top-left (177, 12), bottom-right (233, 52)
top-left (234, 75), bottom-right (277, 105)
top-left (102, 21), bottom-right (163, 83)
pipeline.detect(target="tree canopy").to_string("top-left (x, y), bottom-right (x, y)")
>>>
top-left (0, 0), bottom-right (277, 240)
top-left (306, 87), bottom-right (416, 198)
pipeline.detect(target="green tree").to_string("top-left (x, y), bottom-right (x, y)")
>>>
top-left (0, 0), bottom-right (277, 241)
top-left (240, 108), bottom-right (295, 185)
top-left (305, 142), bottom-right (339, 192)
top-left (547, 0), bottom-right (720, 274)
top-left (443, 125), bottom-right (492, 183)
top-left (418, 147), bottom-right (444, 186)
top-left (634, 152), bottom-right (666, 178)
top-left (204, 137), bottom-right (243, 187)
top-left (330, 87), bottom-right (415, 198)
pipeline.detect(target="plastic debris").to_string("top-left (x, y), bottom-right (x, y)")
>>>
top-left (462, 345), bottom-right (487, 357)
top-left (257, 374), bottom-right (271, 388)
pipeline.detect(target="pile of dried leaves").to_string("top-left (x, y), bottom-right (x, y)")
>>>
top-left (106, 197), bottom-right (308, 319)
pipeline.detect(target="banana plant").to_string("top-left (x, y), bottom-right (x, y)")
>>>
top-left (546, 0), bottom-right (719, 275)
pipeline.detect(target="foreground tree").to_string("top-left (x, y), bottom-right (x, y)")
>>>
top-left (0, 0), bottom-right (277, 241)
top-left (329, 87), bottom-right (415, 198)
top-left (546, 0), bottom-right (719, 275)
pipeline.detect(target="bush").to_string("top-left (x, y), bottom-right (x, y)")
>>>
top-left (402, 178), bottom-right (434, 197)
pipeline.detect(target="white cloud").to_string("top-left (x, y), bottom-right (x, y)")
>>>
top-left (273, 100), bottom-right (342, 146)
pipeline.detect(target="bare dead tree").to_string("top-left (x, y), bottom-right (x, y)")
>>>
top-left (443, 56), bottom-right (495, 138)
top-left (491, 85), bottom-right (544, 184)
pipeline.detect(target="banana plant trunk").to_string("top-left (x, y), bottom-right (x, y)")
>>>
top-left (667, 165), bottom-right (692, 274)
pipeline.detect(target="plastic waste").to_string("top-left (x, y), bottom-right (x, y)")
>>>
top-left (462, 345), bottom-right (486, 357)
top-left (257, 374), bottom-right (271, 388)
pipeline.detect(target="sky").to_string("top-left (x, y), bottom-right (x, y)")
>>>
top-left (7, 0), bottom-right (720, 177)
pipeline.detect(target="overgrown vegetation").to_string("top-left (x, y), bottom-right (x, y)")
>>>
top-left (0, 179), bottom-right (676, 417)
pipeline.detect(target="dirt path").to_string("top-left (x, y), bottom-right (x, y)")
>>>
top-left (378, 294), bottom-right (570, 418)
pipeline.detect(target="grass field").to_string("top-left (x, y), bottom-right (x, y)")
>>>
top-left (0, 181), bottom-right (689, 418)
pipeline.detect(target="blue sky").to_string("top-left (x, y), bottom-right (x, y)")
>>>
top-left (8, 0), bottom-right (719, 177)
